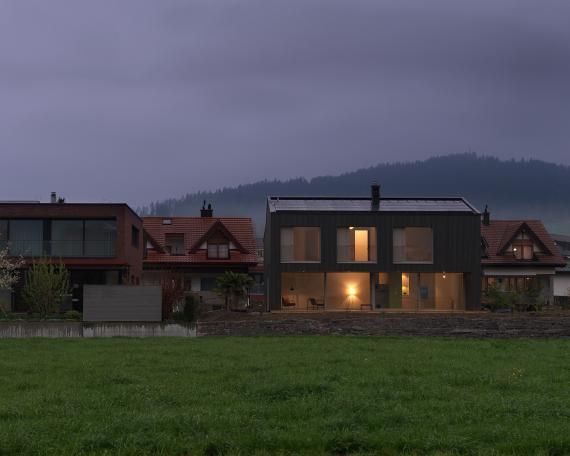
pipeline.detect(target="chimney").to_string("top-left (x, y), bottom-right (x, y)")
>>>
top-left (50, 192), bottom-right (57, 204)
top-left (200, 200), bottom-right (213, 217)
top-left (482, 205), bottom-right (490, 226)
top-left (371, 181), bottom-right (380, 210)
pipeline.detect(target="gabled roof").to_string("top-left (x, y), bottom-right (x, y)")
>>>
top-left (188, 219), bottom-right (248, 254)
top-left (481, 220), bottom-right (565, 267)
top-left (143, 217), bottom-right (258, 265)
top-left (268, 196), bottom-right (479, 213)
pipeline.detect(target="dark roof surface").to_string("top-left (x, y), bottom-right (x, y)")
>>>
top-left (143, 217), bottom-right (258, 265)
top-left (268, 197), bottom-right (479, 213)
top-left (481, 220), bottom-right (565, 267)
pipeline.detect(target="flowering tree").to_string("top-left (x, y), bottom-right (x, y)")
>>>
top-left (0, 247), bottom-right (25, 314)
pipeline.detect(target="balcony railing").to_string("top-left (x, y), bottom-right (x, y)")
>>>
top-left (0, 240), bottom-right (116, 258)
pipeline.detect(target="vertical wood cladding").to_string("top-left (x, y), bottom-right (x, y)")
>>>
top-left (265, 209), bottom-right (481, 310)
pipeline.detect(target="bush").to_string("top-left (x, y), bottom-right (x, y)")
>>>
top-left (63, 310), bottom-right (82, 321)
top-left (22, 260), bottom-right (71, 317)
top-left (171, 294), bottom-right (201, 322)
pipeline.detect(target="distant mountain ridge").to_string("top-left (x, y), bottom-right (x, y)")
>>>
top-left (139, 154), bottom-right (570, 234)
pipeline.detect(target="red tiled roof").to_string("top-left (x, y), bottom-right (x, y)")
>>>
top-left (143, 217), bottom-right (258, 266)
top-left (481, 220), bottom-right (565, 267)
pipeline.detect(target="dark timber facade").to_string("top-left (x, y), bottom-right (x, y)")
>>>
top-left (264, 185), bottom-right (481, 312)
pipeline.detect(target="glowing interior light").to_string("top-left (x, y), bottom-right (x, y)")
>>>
top-left (401, 273), bottom-right (409, 296)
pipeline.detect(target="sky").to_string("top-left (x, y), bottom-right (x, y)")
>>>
top-left (1, 0), bottom-right (569, 207)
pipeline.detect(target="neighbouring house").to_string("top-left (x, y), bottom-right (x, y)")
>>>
top-left (552, 233), bottom-right (570, 306)
top-left (0, 193), bottom-right (143, 312)
top-left (142, 204), bottom-right (259, 309)
top-left (480, 207), bottom-right (565, 305)
top-left (264, 183), bottom-right (482, 311)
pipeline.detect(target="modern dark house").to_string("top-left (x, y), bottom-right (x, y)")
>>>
top-left (0, 194), bottom-right (143, 311)
top-left (264, 184), bottom-right (481, 312)
top-left (142, 204), bottom-right (260, 309)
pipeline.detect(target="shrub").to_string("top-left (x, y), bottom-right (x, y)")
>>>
top-left (22, 260), bottom-right (71, 318)
top-left (63, 310), bottom-right (82, 321)
top-left (172, 294), bottom-right (201, 322)
top-left (214, 271), bottom-right (254, 310)
top-left (183, 293), bottom-right (201, 322)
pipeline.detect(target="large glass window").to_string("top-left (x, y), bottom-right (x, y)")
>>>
top-left (393, 227), bottom-right (433, 263)
top-left (281, 272), bottom-right (325, 310)
top-left (85, 220), bottom-right (117, 257)
top-left (326, 272), bottom-right (371, 310)
top-left (51, 220), bottom-right (83, 257)
top-left (0, 220), bottom-right (7, 250)
top-left (375, 272), bottom-right (464, 311)
top-left (280, 227), bottom-right (321, 263)
top-left (9, 220), bottom-right (43, 256)
top-left (337, 227), bottom-right (376, 262)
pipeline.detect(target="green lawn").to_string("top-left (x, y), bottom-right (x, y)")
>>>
top-left (0, 337), bottom-right (569, 456)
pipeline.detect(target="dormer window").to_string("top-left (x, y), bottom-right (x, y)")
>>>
top-left (165, 234), bottom-right (185, 255)
top-left (509, 231), bottom-right (537, 260)
top-left (208, 241), bottom-right (230, 260)
top-left (207, 241), bottom-right (229, 259)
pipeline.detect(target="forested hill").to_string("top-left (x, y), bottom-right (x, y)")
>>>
top-left (139, 154), bottom-right (570, 233)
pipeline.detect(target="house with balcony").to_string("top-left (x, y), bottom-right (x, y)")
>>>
top-left (480, 208), bottom-right (565, 305)
top-left (0, 195), bottom-right (143, 312)
top-left (264, 184), bottom-right (482, 312)
top-left (142, 204), bottom-right (260, 309)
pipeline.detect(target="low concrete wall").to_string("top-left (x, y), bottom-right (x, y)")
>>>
top-left (83, 285), bottom-right (162, 322)
top-left (0, 322), bottom-right (195, 338)
top-left (83, 323), bottom-right (195, 338)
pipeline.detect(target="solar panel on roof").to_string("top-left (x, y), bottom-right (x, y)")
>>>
top-left (268, 198), bottom-right (476, 213)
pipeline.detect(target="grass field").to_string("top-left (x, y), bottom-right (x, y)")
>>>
top-left (0, 337), bottom-right (569, 455)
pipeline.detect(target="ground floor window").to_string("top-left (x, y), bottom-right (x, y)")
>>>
top-left (281, 272), bottom-right (325, 310)
top-left (482, 275), bottom-right (543, 293)
top-left (280, 271), bottom-right (465, 311)
top-left (325, 272), bottom-right (371, 310)
top-left (376, 272), bottom-right (465, 311)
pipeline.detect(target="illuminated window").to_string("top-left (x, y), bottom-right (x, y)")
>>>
top-left (401, 273), bottom-right (410, 296)
top-left (337, 227), bottom-right (376, 262)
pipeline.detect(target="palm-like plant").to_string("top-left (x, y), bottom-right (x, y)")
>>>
top-left (214, 271), bottom-right (254, 311)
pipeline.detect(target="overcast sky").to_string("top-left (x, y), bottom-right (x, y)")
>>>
top-left (1, 0), bottom-right (569, 206)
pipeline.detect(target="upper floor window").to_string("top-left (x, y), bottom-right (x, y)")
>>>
top-left (84, 220), bottom-right (117, 257)
top-left (207, 242), bottom-right (229, 259)
top-left (393, 227), bottom-right (433, 263)
top-left (0, 219), bottom-right (116, 258)
top-left (8, 220), bottom-right (43, 257)
top-left (165, 234), bottom-right (185, 255)
top-left (508, 232), bottom-right (537, 260)
top-left (131, 226), bottom-right (140, 248)
top-left (280, 227), bottom-right (321, 263)
top-left (0, 220), bottom-right (7, 246)
top-left (337, 227), bottom-right (376, 262)
top-left (51, 220), bottom-right (83, 257)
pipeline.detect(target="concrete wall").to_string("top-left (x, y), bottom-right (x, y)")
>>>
top-left (83, 285), bottom-right (162, 322)
top-left (0, 322), bottom-right (195, 338)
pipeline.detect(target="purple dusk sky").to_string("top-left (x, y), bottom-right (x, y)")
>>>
top-left (1, 0), bottom-right (569, 207)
